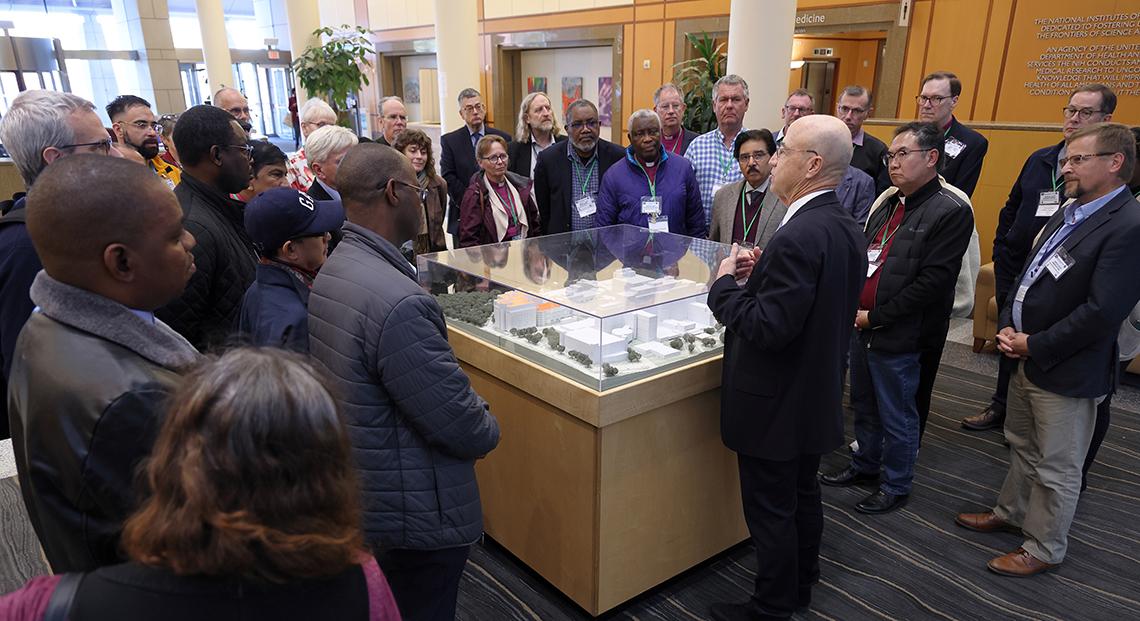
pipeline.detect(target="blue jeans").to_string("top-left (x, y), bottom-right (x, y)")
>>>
top-left (849, 332), bottom-right (921, 496)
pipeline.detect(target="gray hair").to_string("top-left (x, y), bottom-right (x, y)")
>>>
top-left (841, 85), bottom-right (870, 102)
top-left (457, 88), bottom-right (481, 105)
top-left (0, 90), bottom-right (97, 187)
top-left (713, 74), bottom-right (749, 101)
top-left (300, 98), bottom-right (335, 124)
top-left (305, 125), bottom-right (358, 165)
top-left (653, 83), bottom-right (682, 107)
top-left (627, 109), bottom-right (662, 135)
top-left (380, 95), bottom-right (404, 107)
top-left (565, 99), bottom-right (598, 119)
top-left (514, 92), bottom-right (564, 142)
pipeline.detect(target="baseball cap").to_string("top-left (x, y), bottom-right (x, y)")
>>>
top-left (244, 188), bottom-right (345, 252)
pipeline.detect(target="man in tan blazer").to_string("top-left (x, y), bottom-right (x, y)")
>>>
top-left (709, 129), bottom-right (788, 249)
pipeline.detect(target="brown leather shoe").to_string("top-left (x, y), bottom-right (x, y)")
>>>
top-left (987, 548), bottom-right (1057, 577)
top-left (955, 511), bottom-right (1021, 534)
top-left (962, 405), bottom-right (1005, 431)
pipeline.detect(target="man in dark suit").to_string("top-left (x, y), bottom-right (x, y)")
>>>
top-left (654, 83), bottom-right (699, 156)
top-left (962, 83), bottom-right (1115, 433)
top-left (956, 123), bottom-right (1140, 577)
top-left (706, 115), bottom-right (866, 621)
top-left (533, 99), bottom-right (624, 235)
top-left (917, 71), bottom-right (988, 198)
top-left (837, 84), bottom-right (890, 197)
top-left (440, 88), bottom-right (512, 235)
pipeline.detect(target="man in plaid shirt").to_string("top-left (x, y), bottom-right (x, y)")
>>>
top-left (286, 98), bottom-right (337, 192)
top-left (685, 74), bottom-right (751, 230)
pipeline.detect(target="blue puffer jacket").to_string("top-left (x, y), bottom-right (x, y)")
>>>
top-left (308, 221), bottom-right (500, 550)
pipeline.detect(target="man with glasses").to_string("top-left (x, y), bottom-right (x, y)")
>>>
top-left (156, 105), bottom-right (257, 350)
top-left (0, 90), bottom-right (121, 441)
top-left (596, 109), bottom-right (705, 237)
top-left (534, 99), bottom-right (624, 234)
top-left (708, 128), bottom-right (786, 247)
top-left (376, 96), bottom-right (408, 147)
top-left (107, 94), bottom-right (181, 189)
top-left (654, 83), bottom-right (698, 155)
top-left (821, 121), bottom-right (974, 515)
top-left (956, 123), bottom-right (1140, 577)
top-left (686, 74), bottom-right (751, 230)
top-left (214, 87), bottom-right (253, 134)
top-left (774, 89), bottom-right (814, 145)
top-left (963, 84), bottom-right (1116, 435)
top-left (441, 88), bottom-right (512, 236)
top-left (917, 71), bottom-right (988, 198)
top-left (286, 98), bottom-right (338, 192)
top-left (837, 85), bottom-right (890, 196)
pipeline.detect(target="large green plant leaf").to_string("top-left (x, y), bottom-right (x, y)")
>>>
top-left (671, 32), bottom-right (726, 134)
top-left (293, 25), bottom-right (375, 113)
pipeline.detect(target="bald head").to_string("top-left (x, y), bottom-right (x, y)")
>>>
top-left (336, 143), bottom-right (422, 246)
top-left (27, 155), bottom-right (195, 308)
top-left (214, 87), bottom-right (251, 125)
top-left (770, 115), bottom-right (853, 204)
top-left (792, 115), bottom-right (853, 180)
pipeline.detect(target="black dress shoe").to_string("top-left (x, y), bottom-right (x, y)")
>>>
top-left (855, 489), bottom-right (909, 514)
top-left (820, 466), bottom-right (879, 487)
top-left (962, 405), bottom-right (1005, 431)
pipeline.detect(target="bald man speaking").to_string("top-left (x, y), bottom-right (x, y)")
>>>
top-left (707, 115), bottom-right (866, 621)
top-left (8, 155), bottom-right (200, 572)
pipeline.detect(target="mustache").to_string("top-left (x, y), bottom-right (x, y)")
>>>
top-left (747, 165), bottom-right (759, 173)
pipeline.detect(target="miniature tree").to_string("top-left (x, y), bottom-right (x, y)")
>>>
top-left (603, 363), bottom-right (619, 377)
top-left (670, 337), bottom-right (683, 350)
top-left (627, 348), bottom-right (642, 362)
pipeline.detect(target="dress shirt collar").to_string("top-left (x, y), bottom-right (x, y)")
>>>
top-left (779, 189), bottom-right (831, 228)
top-left (746, 177), bottom-right (771, 194)
top-left (1066, 184), bottom-right (1126, 225)
top-left (851, 128), bottom-right (865, 146)
top-left (467, 124), bottom-right (485, 137)
top-left (314, 177), bottom-right (341, 201)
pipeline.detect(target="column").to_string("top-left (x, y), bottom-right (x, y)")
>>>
top-left (118, 0), bottom-right (186, 114)
top-left (432, 0), bottom-right (480, 133)
top-left (284, 0), bottom-right (322, 101)
top-left (195, 0), bottom-right (235, 99)
top-left (726, 0), bottom-right (796, 132)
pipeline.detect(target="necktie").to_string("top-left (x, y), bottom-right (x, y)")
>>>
top-left (748, 190), bottom-right (761, 209)
top-left (471, 132), bottom-right (482, 149)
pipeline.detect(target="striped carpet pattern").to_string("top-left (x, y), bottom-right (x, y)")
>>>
top-left (1, 361), bottom-right (1137, 620)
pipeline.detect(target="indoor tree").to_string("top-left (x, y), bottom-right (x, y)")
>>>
top-left (672, 32), bottom-right (726, 134)
top-left (292, 25), bottom-right (375, 118)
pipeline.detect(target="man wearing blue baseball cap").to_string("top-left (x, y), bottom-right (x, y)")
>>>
top-left (238, 187), bottom-right (344, 351)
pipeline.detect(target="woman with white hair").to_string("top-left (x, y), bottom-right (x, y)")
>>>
top-left (508, 91), bottom-right (565, 179)
top-left (304, 125), bottom-right (358, 202)
top-left (286, 98), bottom-right (337, 191)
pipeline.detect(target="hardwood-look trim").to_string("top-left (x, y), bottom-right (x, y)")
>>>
top-left (371, 25), bottom-right (435, 42)
top-left (796, 0), bottom-right (901, 9)
top-left (865, 117), bottom-right (1061, 132)
top-left (990, 0), bottom-right (1017, 122)
top-left (663, 0), bottom-right (730, 20)
top-left (482, 6), bottom-right (636, 33)
top-left (635, 2), bottom-right (664, 20)
top-left (917, 0), bottom-right (934, 92)
top-left (968, 0), bottom-right (995, 121)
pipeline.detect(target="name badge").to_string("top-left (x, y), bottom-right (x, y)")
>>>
top-left (867, 262), bottom-right (881, 277)
top-left (641, 196), bottom-right (661, 215)
top-left (945, 138), bottom-right (966, 159)
top-left (1035, 191), bottom-right (1061, 217)
top-left (575, 195), bottom-right (597, 217)
top-left (867, 245), bottom-right (883, 264)
top-left (1015, 285), bottom-right (1028, 303)
top-left (1044, 246), bottom-right (1075, 279)
top-left (649, 215), bottom-right (669, 233)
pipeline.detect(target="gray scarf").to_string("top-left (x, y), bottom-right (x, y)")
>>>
top-left (29, 271), bottom-right (200, 371)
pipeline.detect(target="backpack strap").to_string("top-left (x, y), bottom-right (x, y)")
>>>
top-left (43, 572), bottom-right (85, 621)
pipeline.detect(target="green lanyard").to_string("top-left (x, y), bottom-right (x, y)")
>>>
top-left (634, 159), bottom-right (658, 198)
top-left (493, 182), bottom-right (519, 227)
top-left (874, 201), bottom-right (903, 247)
top-left (579, 158), bottom-right (597, 195)
top-left (718, 132), bottom-right (736, 179)
top-left (1052, 166), bottom-right (1063, 192)
top-left (739, 186), bottom-right (763, 243)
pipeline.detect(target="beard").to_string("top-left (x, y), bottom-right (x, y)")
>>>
top-left (535, 119), bottom-right (554, 133)
top-left (571, 136), bottom-right (597, 153)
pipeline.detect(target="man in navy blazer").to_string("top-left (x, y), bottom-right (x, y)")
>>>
top-left (440, 88), bottom-right (512, 235)
top-left (956, 123), bottom-right (1140, 578)
top-left (962, 84), bottom-right (1116, 433)
top-left (706, 115), bottom-right (866, 621)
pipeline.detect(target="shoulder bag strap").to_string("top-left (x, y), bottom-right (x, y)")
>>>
top-left (43, 573), bottom-right (85, 621)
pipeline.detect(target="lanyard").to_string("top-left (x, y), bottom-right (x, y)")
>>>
top-left (739, 186), bottom-right (763, 242)
top-left (1052, 166), bottom-right (1063, 192)
top-left (578, 158), bottom-right (597, 195)
top-left (634, 159), bottom-right (658, 197)
top-left (492, 182), bottom-right (519, 227)
top-left (663, 132), bottom-right (683, 155)
top-left (874, 201), bottom-right (903, 248)
top-left (718, 136), bottom-right (735, 179)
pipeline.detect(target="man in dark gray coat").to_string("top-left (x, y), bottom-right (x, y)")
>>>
top-left (308, 143), bottom-right (500, 621)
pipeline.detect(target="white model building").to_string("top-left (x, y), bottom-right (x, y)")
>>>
top-left (493, 291), bottom-right (539, 332)
top-left (633, 311), bottom-right (657, 341)
top-left (633, 341), bottom-right (683, 360)
top-left (563, 328), bottom-right (627, 364)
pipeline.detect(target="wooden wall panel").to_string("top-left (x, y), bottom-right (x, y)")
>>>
top-left (922, 0), bottom-right (990, 121)
top-left (971, 0), bottom-right (1015, 122)
top-left (632, 21), bottom-right (666, 112)
top-left (895, 0), bottom-right (932, 119)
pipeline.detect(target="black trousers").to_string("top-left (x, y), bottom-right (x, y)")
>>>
top-left (375, 545), bottom-right (470, 621)
top-left (737, 452), bottom-right (823, 619)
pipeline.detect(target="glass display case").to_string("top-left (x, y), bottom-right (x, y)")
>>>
top-left (417, 225), bottom-right (734, 391)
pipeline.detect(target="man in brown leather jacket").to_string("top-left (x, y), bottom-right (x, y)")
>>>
top-left (8, 156), bottom-right (200, 572)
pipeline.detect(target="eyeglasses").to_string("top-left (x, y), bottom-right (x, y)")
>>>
top-left (1061, 106), bottom-right (1105, 121)
top-left (461, 103), bottom-right (485, 114)
top-left (301, 120), bottom-right (332, 129)
top-left (783, 105), bottom-right (812, 115)
top-left (567, 119), bottom-right (600, 130)
top-left (384, 114), bottom-right (408, 121)
top-left (480, 153), bottom-right (508, 163)
top-left (59, 138), bottom-right (113, 155)
top-left (220, 144), bottom-right (254, 157)
top-left (126, 120), bottom-right (163, 132)
top-left (837, 104), bottom-right (867, 115)
top-left (883, 148), bottom-right (934, 165)
top-left (227, 107), bottom-right (251, 116)
top-left (737, 151), bottom-right (770, 163)
top-left (387, 177), bottom-right (422, 195)
top-left (1058, 152), bottom-right (1116, 167)
top-left (657, 102), bottom-right (683, 111)
top-left (916, 95), bottom-right (953, 106)
top-left (775, 146), bottom-right (819, 158)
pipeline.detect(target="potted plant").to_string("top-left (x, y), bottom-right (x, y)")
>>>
top-left (672, 32), bottom-right (726, 134)
top-left (292, 25), bottom-right (375, 124)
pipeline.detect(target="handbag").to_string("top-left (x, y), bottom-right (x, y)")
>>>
top-left (42, 573), bottom-right (84, 621)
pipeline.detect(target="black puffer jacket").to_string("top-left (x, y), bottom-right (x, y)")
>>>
top-left (863, 176), bottom-right (974, 353)
top-left (157, 173), bottom-right (258, 350)
top-left (308, 222), bottom-right (500, 550)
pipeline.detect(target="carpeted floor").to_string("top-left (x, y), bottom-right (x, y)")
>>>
top-left (2, 345), bottom-right (1138, 620)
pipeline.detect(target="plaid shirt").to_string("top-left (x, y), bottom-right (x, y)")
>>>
top-left (684, 127), bottom-right (746, 228)
top-left (568, 141), bottom-right (601, 231)
top-left (286, 147), bottom-right (314, 191)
